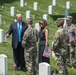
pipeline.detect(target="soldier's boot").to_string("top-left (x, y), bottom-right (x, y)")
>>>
top-left (59, 73), bottom-right (63, 75)
top-left (64, 69), bottom-right (68, 75)
top-left (59, 71), bottom-right (63, 75)
top-left (34, 72), bottom-right (36, 75)
top-left (71, 66), bottom-right (74, 70)
top-left (65, 71), bottom-right (68, 75)
top-left (29, 72), bottom-right (33, 75)
top-left (29, 69), bottom-right (33, 75)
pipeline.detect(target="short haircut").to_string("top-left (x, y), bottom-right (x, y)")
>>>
top-left (16, 13), bottom-right (22, 18)
top-left (56, 18), bottom-right (64, 25)
top-left (26, 18), bottom-right (33, 24)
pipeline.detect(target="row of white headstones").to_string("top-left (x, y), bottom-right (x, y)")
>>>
top-left (0, 0), bottom-right (71, 43)
top-left (0, 0), bottom-right (71, 24)
top-left (0, 0), bottom-right (71, 74)
top-left (0, 54), bottom-right (51, 75)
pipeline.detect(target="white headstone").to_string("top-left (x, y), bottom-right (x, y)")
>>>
top-left (52, 0), bottom-right (56, 6)
top-left (0, 54), bottom-right (8, 75)
top-left (63, 18), bottom-right (67, 27)
top-left (10, 7), bottom-right (15, 16)
top-left (20, 0), bottom-right (24, 7)
top-left (39, 62), bottom-right (51, 75)
top-left (66, 1), bottom-right (71, 9)
top-left (0, 29), bottom-right (4, 43)
top-left (32, 15), bottom-right (35, 19)
top-left (24, 2), bottom-right (27, 6)
top-left (52, 51), bottom-right (55, 58)
top-left (64, 9), bottom-right (69, 17)
top-left (52, 41), bottom-right (55, 58)
top-left (43, 14), bottom-right (48, 21)
top-left (35, 23), bottom-right (40, 32)
top-left (0, 15), bottom-right (2, 25)
top-left (52, 41), bottom-right (54, 47)
top-left (48, 5), bottom-right (53, 15)
top-left (34, 2), bottom-right (38, 10)
top-left (14, 19), bottom-right (17, 22)
top-left (2, 5), bottom-right (4, 9)
top-left (26, 11), bottom-right (30, 20)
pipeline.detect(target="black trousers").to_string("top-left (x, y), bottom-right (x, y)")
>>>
top-left (13, 42), bottom-right (25, 69)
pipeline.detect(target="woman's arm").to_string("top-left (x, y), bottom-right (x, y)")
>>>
top-left (45, 29), bottom-right (49, 46)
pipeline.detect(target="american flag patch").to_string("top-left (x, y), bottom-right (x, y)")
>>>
top-left (69, 32), bottom-right (75, 43)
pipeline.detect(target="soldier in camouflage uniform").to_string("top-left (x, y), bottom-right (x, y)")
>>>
top-left (66, 16), bottom-right (76, 68)
top-left (52, 18), bottom-right (68, 75)
top-left (22, 18), bottom-right (38, 75)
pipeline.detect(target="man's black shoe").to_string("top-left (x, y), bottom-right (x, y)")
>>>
top-left (15, 67), bottom-right (20, 71)
top-left (21, 68), bottom-right (27, 72)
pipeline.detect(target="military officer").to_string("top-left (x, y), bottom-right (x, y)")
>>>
top-left (66, 16), bottom-right (76, 69)
top-left (52, 18), bottom-right (68, 75)
top-left (22, 18), bottom-right (38, 75)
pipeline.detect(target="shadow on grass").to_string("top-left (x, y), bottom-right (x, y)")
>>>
top-left (49, 14), bottom-right (64, 21)
top-left (70, 13), bottom-right (76, 24)
top-left (0, 0), bottom-right (19, 4)
top-left (49, 13), bottom-right (76, 24)
top-left (51, 69), bottom-right (58, 75)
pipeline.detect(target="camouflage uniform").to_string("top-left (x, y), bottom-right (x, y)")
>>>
top-left (66, 23), bottom-right (76, 66)
top-left (67, 24), bottom-right (76, 65)
top-left (22, 26), bottom-right (38, 75)
top-left (53, 18), bottom-right (68, 75)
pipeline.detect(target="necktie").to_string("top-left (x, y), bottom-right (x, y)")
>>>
top-left (18, 22), bottom-right (21, 42)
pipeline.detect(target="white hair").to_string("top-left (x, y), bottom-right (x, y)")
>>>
top-left (16, 13), bottom-right (22, 18)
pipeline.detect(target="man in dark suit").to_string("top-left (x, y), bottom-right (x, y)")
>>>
top-left (5, 13), bottom-right (28, 72)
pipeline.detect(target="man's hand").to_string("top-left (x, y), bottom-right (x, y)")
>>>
top-left (5, 34), bottom-right (9, 40)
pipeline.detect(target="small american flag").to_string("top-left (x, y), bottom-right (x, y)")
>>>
top-left (75, 34), bottom-right (76, 41)
top-left (69, 32), bottom-right (75, 43)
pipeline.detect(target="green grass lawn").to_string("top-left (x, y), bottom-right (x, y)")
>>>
top-left (0, 0), bottom-right (76, 75)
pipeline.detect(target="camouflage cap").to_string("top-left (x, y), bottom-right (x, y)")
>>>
top-left (56, 18), bottom-right (64, 23)
top-left (66, 16), bottom-right (73, 20)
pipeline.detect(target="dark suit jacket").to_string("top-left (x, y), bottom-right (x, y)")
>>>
top-left (7, 21), bottom-right (28, 49)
